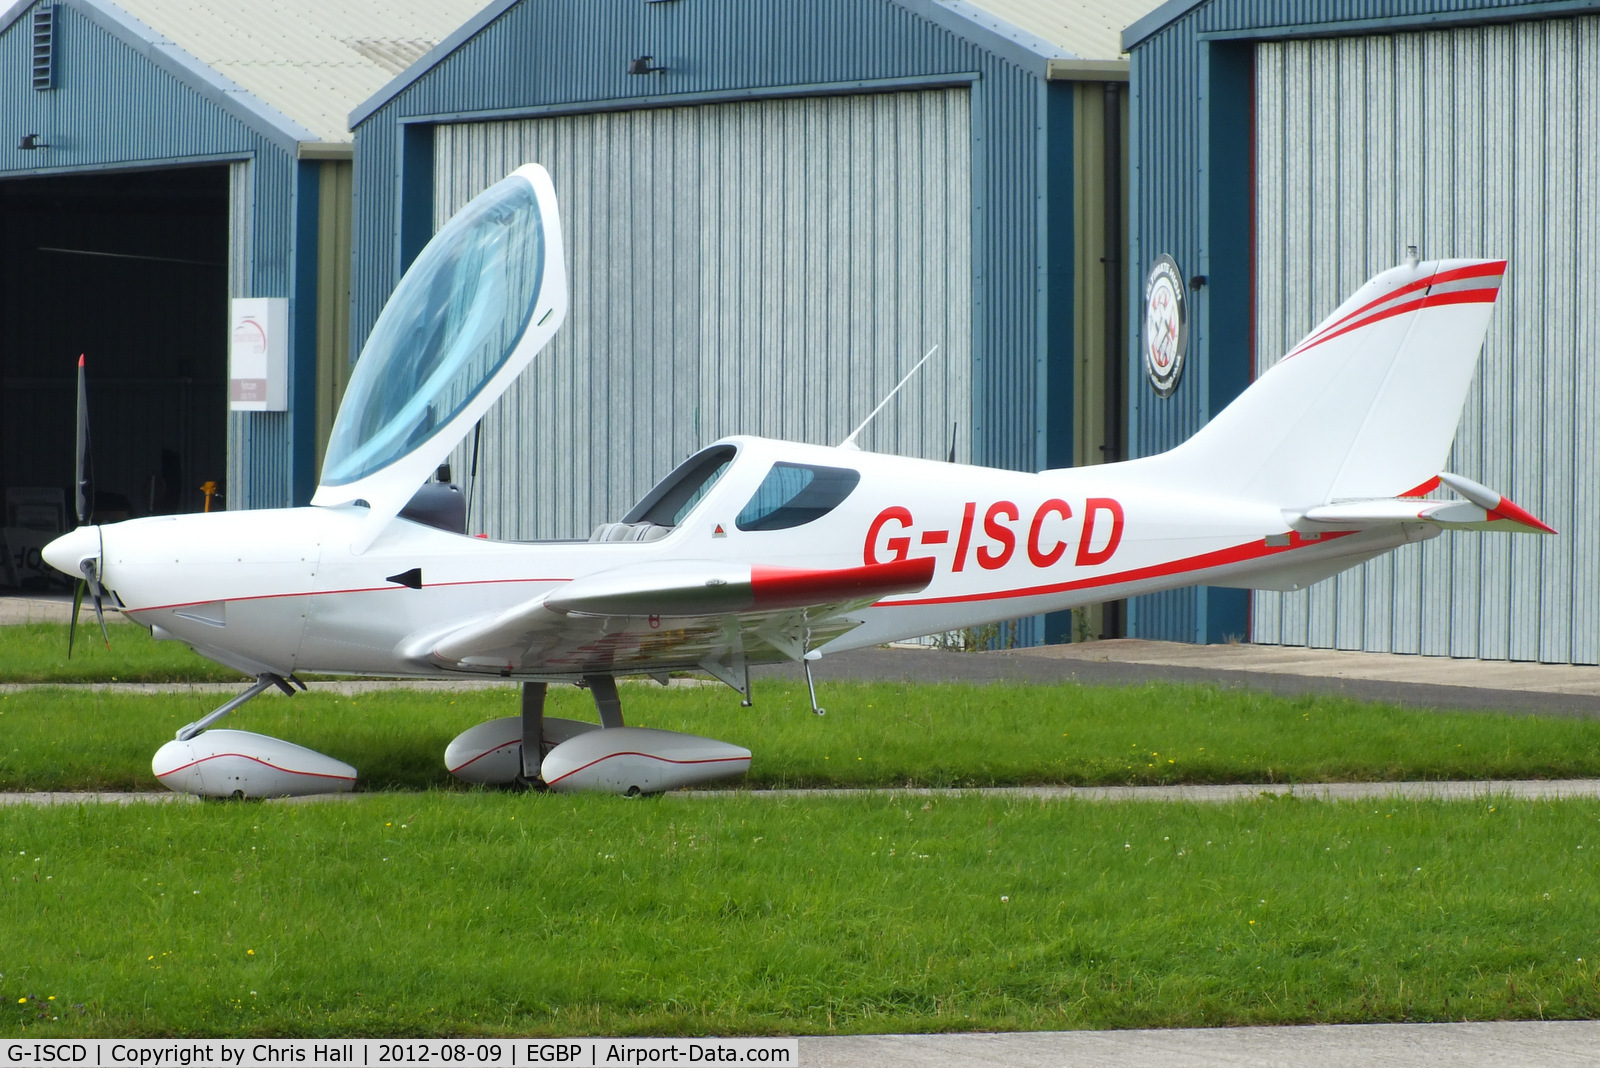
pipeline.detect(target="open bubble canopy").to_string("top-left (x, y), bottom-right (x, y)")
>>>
top-left (321, 174), bottom-right (546, 487)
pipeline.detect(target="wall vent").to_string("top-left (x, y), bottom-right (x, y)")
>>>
top-left (32, 6), bottom-right (55, 90)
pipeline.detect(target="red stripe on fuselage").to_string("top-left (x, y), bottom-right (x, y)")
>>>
top-left (136, 576), bottom-right (573, 614)
top-left (883, 530), bottom-right (1355, 608)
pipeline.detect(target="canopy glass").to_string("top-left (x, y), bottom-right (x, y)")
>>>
top-left (321, 176), bottom-right (547, 486)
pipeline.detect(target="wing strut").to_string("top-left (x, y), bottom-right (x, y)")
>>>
top-left (802, 652), bottom-right (825, 716)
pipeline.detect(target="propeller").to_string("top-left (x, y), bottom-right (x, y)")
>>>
top-left (67, 354), bottom-right (109, 657)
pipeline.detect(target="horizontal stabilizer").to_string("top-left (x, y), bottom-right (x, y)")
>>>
top-left (1294, 472), bottom-right (1555, 535)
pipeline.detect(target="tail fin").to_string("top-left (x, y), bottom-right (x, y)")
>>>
top-left (1163, 258), bottom-right (1505, 507)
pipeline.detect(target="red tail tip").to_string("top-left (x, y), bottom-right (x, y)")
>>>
top-left (77, 354), bottom-right (85, 367)
top-left (1488, 495), bottom-right (1557, 536)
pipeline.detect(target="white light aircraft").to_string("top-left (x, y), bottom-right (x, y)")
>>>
top-left (43, 164), bottom-right (1553, 798)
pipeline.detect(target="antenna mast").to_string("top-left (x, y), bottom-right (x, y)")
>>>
top-left (839, 344), bottom-right (940, 450)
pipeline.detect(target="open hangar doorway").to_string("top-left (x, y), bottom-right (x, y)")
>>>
top-left (0, 164), bottom-right (229, 589)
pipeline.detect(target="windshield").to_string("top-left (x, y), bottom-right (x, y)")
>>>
top-left (623, 446), bottom-right (737, 527)
top-left (321, 175), bottom-right (547, 486)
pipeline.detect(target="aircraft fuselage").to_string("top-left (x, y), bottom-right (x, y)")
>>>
top-left (48, 435), bottom-right (1420, 680)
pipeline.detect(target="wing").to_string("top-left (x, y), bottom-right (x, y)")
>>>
top-left (399, 557), bottom-right (935, 679)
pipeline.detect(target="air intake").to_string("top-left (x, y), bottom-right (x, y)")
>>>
top-left (32, 6), bottom-right (55, 91)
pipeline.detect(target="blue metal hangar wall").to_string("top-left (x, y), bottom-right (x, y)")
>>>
top-left (0, 0), bottom-right (482, 555)
top-left (1123, 0), bottom-right (1600, 662)
top-left (0, 0), bottom-right (323, 520)
top-left (347, 0), bottom-right (1148, 646)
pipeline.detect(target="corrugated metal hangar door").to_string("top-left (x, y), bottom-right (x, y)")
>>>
top-left (1251, 18), bottom-right (1600, 663)
top-left (434, 88), bottom-right (972, 541)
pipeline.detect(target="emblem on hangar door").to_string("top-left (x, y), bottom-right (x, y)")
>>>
top-left (1143, 254), bottom-right (1187, 398)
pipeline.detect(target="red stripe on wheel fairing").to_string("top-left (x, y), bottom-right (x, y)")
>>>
top-left (543, 751), bottom-right (751, 787)
top-left (447, 738), bottom-right (522, 774)
top-left (155, 752), bottom-right (356, 782)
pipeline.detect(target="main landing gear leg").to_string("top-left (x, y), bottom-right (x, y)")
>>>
top-left (175, 672), bottom-right (302, 741)
top-left (584, 674), bottom-right (625, 728)
top-left (519, 681), bottom-right (547, 783)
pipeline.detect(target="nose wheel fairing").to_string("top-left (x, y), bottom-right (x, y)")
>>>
top-left (153, 730), bottom-right (356, 799)
top-left (149, 672), bottom-right (354, 799)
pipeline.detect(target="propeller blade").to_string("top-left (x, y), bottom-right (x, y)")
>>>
top-left (80, 555), bottom-right (110, 651)
top-left (75, 354), bottom-right (91, 527)
top-left (92, 593), bottom-right (110, 651)
top-left (68, 578), bottom-right (85, 659)
top-left (66, 356), bottom-right (108, 656)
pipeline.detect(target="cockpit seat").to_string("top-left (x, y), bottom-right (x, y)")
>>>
top-left (400, 482), bottom-right (467, 535)
top-left (588, 521), bottom-right (672, 543)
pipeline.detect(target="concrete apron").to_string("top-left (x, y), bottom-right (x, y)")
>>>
top-left (801, 1020), bottom-right (1600, 1068)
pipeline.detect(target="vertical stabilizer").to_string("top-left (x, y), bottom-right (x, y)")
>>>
top-left (1157, 258), bottom-right (1504, 507)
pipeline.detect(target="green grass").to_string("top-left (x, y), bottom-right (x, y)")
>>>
top-left (3, 680), bottom-right (1600, 791)
top-left (2, 793), bottom-right (1598, 1036)
top-left (0, 623), bottom-right (246, 684)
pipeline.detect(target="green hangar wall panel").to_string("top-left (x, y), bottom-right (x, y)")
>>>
top-left (348, 0), bottom-right (1122, 646)
top-left (1124, 0), bottom-right (1600, 662)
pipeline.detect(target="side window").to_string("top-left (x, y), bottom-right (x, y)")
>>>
top-left (736, 463), bottom-right (861, 531)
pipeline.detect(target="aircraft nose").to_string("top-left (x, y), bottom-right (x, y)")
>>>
top-left (42, 525), bottom-right (101, 578)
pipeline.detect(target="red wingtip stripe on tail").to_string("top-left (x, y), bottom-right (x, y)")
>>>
top-left (1295, 261), bottom-right (1505, 352)
top-left (1399, 476), bottom-right (1441, 498)
top-left (1488, 495), bottom-right (1557, 535)
top-left (1285, 261), bottom-right (1505, 361)
top-left (1285, 287), bottom-right (1500, 361)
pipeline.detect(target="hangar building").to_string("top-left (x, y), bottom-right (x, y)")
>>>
top-left (348, 0), bottom-right (1155, 645)
top-left (1123, 0), bottom-right (1600, 662)
top-left (0, 0), bottom-right (483, 586)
